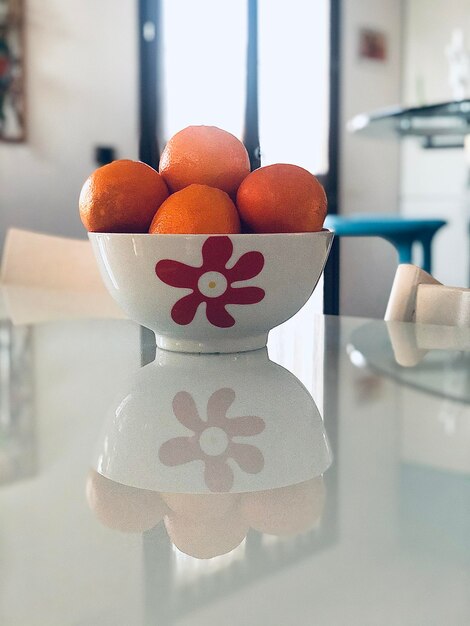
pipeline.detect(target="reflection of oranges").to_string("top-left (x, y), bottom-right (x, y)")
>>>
top-left (160, 492), bottom-right (237, 520)
top-left (240, 477), bottom-right (326, 536)
top-left (79, 159), bottom-right (169, 233)
top-left (149, 183), bottom-right (241, 234)
top-left (87, 474), bottom-right (328, 558)
top-left (159, 125), bottom-right (250, 197)
top-left (164, 509), bottom-right (249, 559)
top-left (86, 470), bottom-right (168, 533)
top-left (236, 164), bottom-right (327, 233)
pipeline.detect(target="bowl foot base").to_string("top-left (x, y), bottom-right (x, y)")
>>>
top-left (154, 332), bottom-right (269, 354)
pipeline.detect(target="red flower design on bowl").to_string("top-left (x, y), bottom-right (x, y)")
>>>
top-left (155, 236), bottom-right (265, 328)
top-left (158, 388), bottom-right (265, 492)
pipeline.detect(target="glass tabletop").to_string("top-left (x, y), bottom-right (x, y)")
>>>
top-left (1, 293), bottom-right (470, 626)
top-left (348, 99), bottom-right (470, 147)
top-left (348, 319), bottom-right (470, 404)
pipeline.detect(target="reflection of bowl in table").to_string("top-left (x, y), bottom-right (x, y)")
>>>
top-left (89, 231), bottom-right (333, 353)
top-left (90, 347), bottom-right (331, 558)
top-left (93, 347), bottom-right (331, 494)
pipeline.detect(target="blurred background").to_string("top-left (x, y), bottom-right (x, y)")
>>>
top-left (0, 0), bottom-right (469, 318)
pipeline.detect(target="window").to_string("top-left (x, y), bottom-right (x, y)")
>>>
top-left (139, 0), bottom-right (337, 312)
top-left (258, 0), bottom-right (329, 174)
top-left (158, 0), bottom-right (329, 176)
top-left (160, 0), bottom-right (248, 141)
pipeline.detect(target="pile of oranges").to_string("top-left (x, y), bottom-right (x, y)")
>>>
top-left (79, 126), bottom-right (327, 235)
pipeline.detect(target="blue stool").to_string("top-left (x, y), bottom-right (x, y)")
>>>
top-left (324, 215), bottom-right (447, 274)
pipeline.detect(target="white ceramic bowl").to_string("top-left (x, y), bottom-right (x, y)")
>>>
top-left (92, 348), bottom-right (331, 494)
top-left (89, 231), bottom-right (333, 353)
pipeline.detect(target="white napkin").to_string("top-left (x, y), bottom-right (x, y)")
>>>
top-left (416, 283), bottom-right (470, 327)
top-left (385, 264), bottom-right (441, 323)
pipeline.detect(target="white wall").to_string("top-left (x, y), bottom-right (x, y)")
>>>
top-left (339, 0), bottom-right (403, 318)
top-left (401, 0), bottom-right (470, 288)
top-left (0, 0), bottom-right (139, 251)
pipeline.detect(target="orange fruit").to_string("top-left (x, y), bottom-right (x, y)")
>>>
top-left (149, 183), bottom-right (241, 234)
top-left (159, 125), bottom-right (250, 196)
top-left (236, 163), bottom-right (327, 233)
top-left (79, 159), bottom-right (169, 233)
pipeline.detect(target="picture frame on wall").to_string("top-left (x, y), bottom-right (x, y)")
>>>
top-left (0, 0), bottom-right (25, 142)
top-left (358, 27), bottom-right (388, 62)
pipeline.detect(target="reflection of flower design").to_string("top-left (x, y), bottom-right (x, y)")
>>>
top-left (159, 388), bottom-right (265, 492)
top-left (155, 236), bottom-right (265, 328)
